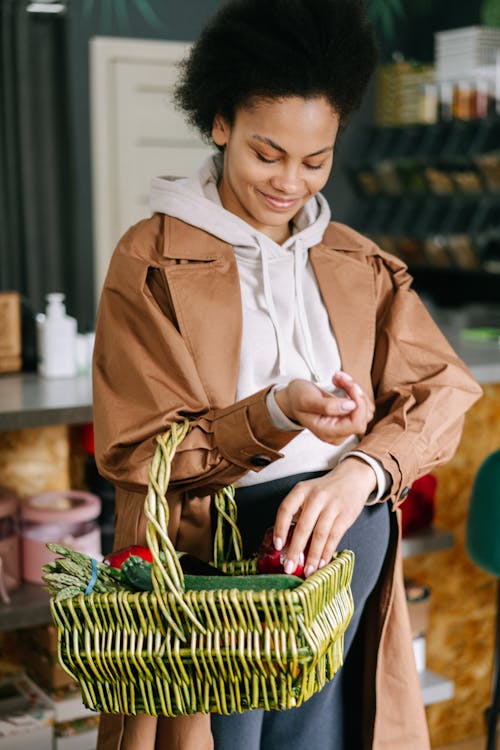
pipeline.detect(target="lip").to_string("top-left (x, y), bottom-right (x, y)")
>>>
top-left (259, 191), bottom-right (300, 210)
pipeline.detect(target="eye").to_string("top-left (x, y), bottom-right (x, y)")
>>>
top-left (255, 152), bottom-right (278, 164)
top-left (304, 162), bottom-right (326, 171)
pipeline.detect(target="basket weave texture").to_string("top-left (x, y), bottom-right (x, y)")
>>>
top-left (50, 422), bottom-right (355, 717)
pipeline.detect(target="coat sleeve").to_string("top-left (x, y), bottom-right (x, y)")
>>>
top-left (92, 230), bottom-right (296, 495)
top-left (355, 254), bottom-right (483, 507)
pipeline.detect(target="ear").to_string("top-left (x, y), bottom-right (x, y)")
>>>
top-left (212, 115), bottom-right (229, 147)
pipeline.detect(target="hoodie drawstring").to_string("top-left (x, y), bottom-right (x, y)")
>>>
top-left (260, 241), bottom-right (288, 376)
top-left (259, 236), bottom-right (322, 382)
top-left (294, 239), bottom-right (322, 382)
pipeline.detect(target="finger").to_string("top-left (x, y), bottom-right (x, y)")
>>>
top-left (273, 483), bottom-right (308, 552)
top-left (332, 370), bottom-right (356, 394)
top-left (300, 510), bottom-right (339, 576)
top-left (333, 371), bottom-right (364, 406)
top-left (289, 380), bottom-right (356, 420)
top-left (355, 387), bottom-right (375, 420)
top-left (282, 487), bottom-right (331, 572)
top-left (347, 397), bottom-right (375, 436)
top-left (300, 392), bottom-right (357, 419)
top-left (335, 373), bottom-right (375, 421)
top-left (346, 408), bottom-right (370, 436)
top-left (304, 509), bottom-right (355, 576)
top-left (318, 532), bottom-right (342, 570)
top-left (306, 414), bottom-right (359, 444)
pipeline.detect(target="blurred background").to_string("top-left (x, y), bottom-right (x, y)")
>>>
top-left (0, 3), bottom-right (500, 750)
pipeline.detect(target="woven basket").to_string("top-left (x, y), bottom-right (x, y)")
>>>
top-left (50, 422), bottom-right (355, 717)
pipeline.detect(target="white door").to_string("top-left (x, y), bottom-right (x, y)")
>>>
top-left (90, 37), bottom-right (212, 296)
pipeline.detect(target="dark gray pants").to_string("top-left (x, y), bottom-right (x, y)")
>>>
top-left (211, 471), bottom-right (391, 750)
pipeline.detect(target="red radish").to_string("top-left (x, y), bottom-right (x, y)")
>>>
top-left (256, 525), bottom-right (309, 578)
top-left (104, 545), bottom-right (153, 569)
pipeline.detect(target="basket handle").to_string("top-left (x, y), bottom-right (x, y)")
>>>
top-left (144, 420), bottom-right (244, 638)
top-left (213, 485), bottom-right (243, 567)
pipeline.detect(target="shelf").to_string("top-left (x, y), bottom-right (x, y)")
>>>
top-left (410, 266), bottom-right (500, 308)
top-left (420, 669), bottom-right (454, 706)
top-left (0, 583), bottom-right (51, 632)
top-left (402, 527), bottom-right (454, 558)
top-left (0, 372), bottom-right (92, 430)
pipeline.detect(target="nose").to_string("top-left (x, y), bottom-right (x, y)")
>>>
top-left (270, 162), bottom-right (302, 194)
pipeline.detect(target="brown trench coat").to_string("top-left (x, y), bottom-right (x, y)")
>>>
top-left (93, 215), bottom-right (482, 750)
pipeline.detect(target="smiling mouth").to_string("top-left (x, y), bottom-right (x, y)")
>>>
top-left (260, 192), bottom-right (300, 210)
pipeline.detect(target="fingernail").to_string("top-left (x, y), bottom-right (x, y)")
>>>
top-left (284, 559), bottom-right (295, 575)
top-left (338, 371), bottom-right (353, 381)
top-left (299, 551), bottom-right (305, 565)
top-left (304, 565), bottom-right (315, 577)
top-left (274, 536), bottom-right (283, 551)
top-left (354, 384), bottom-right (363, 395)
top-left (341, 399), bottom-right (356, 412)
top-left (319, 559), bottom-right (326, 568)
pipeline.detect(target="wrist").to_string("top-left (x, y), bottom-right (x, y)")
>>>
top-left (335, 456), bottom-right (378, 496)
top-left (274, 385), bottom-right (294, 422)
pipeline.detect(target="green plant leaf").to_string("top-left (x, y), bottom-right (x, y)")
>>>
top-left (482, 0), bottom-right (500, 27)
top-left (133, 0), bottom-right (164, 30)
top-left (367, 0), bottom-right (406, 42)
top-left (82, 0), bottom-right (164, 31)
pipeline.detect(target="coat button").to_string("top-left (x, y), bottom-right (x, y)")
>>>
top-left (400, 486), bottom-right (410, 500)
top-left (250, 455), bottom-right (272, 467)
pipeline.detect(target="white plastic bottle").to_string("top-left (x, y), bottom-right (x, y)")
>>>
top-left (38, 293), bottom-right (77, 378)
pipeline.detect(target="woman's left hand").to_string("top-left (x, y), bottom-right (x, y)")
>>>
top-left (273, 457), bottom-right (378, 577)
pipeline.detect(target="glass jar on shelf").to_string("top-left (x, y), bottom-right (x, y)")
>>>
top-left (475, 78), bottom-right (495, 119)
top-left (20, 490), bottom-right (101, 584)
top-left (438, 82), bottom-right (455, 122)
top-left (453, 80), bottom-right (476, 121)
top-left (419, 83), bottom-right (439, 125)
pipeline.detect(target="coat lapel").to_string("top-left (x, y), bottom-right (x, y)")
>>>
top-left (310, 241), bottom-right (376, 397)
top-left (161, 217), bottom-right (242, 408)
top-left (161, 216), bottom-right (377, 405)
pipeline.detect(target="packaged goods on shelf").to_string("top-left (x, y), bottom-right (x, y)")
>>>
top-left (406, 581), bottom-right (430, 674)
top-left (405, 581), bottom-right (431, 639)
top-left (31, 682), bottom-right (95, 725)
top-left (55, 715), bottom-right (99, 750)
top-left (0, 292), bottom-right (22, 374)
top-left (0, 673), bottom-right (54, 750)
top-left (435, 26), bottom-right (500, 81)
top-left (17, 624), bottom-right (75, 691)
top-left (15, 674), bottom-right (98, 750)
top-left (376, 62), bottom-right (435, 127)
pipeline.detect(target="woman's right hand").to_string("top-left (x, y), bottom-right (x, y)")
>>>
top-left (274, 371), bottom-right (374, 445)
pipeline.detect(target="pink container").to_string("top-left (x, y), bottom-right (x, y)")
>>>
top-left (0, 488), bottom-right (21, 600)
top-left (21, 490), bottom-right (101, 584)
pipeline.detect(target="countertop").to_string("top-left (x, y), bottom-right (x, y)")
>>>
top-left (0, 372), bottom-right (92, 429)
top-left (0, 310), bottom-right (499, 431)
top-left (430, 304), bottom-right (500, 385)
top-left (439, 328), bottom-right (500, 384)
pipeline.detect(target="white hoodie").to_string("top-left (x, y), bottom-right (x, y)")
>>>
top-left (150, 154), bottom-right (387, 497)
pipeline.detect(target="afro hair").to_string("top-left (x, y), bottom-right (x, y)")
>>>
top-left (174, 0), bottom-right (378, 142)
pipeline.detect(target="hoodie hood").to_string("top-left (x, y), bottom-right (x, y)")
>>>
top-left (150, 152), bottom-right (331, 252)
top-left (150, 153), bottom-right (333, 383)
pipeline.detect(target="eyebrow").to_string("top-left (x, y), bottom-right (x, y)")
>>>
top-left (250, 134), bottom-right (333, 157)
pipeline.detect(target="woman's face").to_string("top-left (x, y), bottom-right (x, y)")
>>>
top-left (212, 96), bottom-right (340, 243)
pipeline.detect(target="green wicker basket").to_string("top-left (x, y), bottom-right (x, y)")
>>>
top-left (50, 421), bottom-right (355, 717)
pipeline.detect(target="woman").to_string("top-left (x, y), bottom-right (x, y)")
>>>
top-left (93, 1), bottom-right (482, 748)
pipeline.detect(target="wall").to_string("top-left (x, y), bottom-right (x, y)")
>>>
top-left (66, 0), bottom-right (226, 326)
top-left (65, 0), bottom-right (483, 326)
